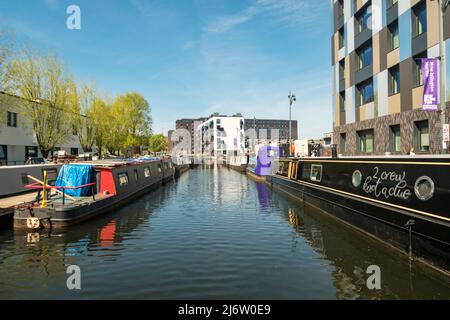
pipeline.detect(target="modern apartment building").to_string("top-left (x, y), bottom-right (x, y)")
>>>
top-left (174, 117), bottom-right (208, 155)
top-left (244, 118), bottom-right (298, 143)
top-left (197, 114), bottom-right (245, 157)
top-left (332, 0), bottom-right (450, 155)
top-left (0, 91), bottom-right (84, 165)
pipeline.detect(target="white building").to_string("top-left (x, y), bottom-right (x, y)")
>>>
top-left (197, 114), bottom-right (245, 158)
top-left (0, 92), bottom-right (84, 165)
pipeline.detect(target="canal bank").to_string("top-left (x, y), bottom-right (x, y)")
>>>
top-left (0, 167), bottom-right (449, 299)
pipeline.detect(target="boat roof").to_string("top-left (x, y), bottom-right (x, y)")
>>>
top-left (71, 158), bottom-right (166, 168)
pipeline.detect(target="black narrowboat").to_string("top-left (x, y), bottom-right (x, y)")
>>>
top-left (267, 156), bottom-right (450, 274)
top-left (14, 158), bottom-right (175, 229)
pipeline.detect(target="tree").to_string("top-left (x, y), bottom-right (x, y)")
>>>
top-left (73, 82), bottom-right (97, 152)
top-left (149, 134), bottom-right (168, 153)
top-left (0, 30), bottom-right (11, 85)
top-left (104, 92), bottom-right (152, 155)
top-left (2, 49), bottom-right (77, 158)
top-left (90, 96), bottom-right (109, 158)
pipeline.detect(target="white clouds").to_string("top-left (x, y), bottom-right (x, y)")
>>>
top-left (204, 0), bottom-right (328, 34)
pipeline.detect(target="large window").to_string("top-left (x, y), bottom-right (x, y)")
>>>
top-left (70, 148), bottom-right (79, 156)
top-left (339, 59), bottom-right (345, 80)
top-left (388, 65), bottom-right (400, 95)
top-left (338, 0), bottom-right (344, 18)
top-left (339, 91), bottom-right (346, 112)
top-left (413, 2), bottom-right (427, 37)
top-left (357, 79), bottom-right (374, 106)
top-left (0, 145), bottom-right (7, 160)
top-left (338, 27), bottom-right (345, 49)
top-left (390, 125), bottom-right (401, 153)
top-left (340, 133), bottom-right (347, 153)
top-left (356, 41), bottom-right (372, 69)
top-left (388, 21), bottom-right (399, 51)
top-left (414, 120), bottom-right (430, 152)
top-left (357, 129), bottom-right (374, 153)
top-left (356, 4), bottom-right (372, 34)
top-left (413, 51), bottom-right (427, 87)
top-left (7, 112), bottom-right (17, 128)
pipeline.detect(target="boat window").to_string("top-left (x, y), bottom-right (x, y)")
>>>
top-left (158, 164), bottom-right (162, 173)
top-left (118, 173), bottom-right (129, 187)
top-left (277, 161), bottom-right (290, 177)
top-left (310, 165), bottom-right (323, 182)
top-left (144, 167), bottom-right (151, 178)
top-left (134, 169), bottom-right (138, 181)
top-left (414, 176), bottom-right (434, 201)
top-left (352, 170), bottom-right (363, 188)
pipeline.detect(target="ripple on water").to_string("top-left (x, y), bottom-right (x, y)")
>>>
top-left (1, 168), bottom-right (450, 299)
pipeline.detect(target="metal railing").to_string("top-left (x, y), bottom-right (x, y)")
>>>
top-left (24, 182), bottom-right (97, 205)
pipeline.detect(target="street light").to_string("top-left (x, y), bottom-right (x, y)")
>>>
top-left (433, 0), bottom-right (449, 153)
top-left (288, 92), bottom-right (296, 156)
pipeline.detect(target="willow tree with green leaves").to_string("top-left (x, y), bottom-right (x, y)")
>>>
top-left (73, 83), bottom-right (97, 152)
top-left (105, 92), bottom-right (152, 155)
top-left (2, 49), bottom-right (77, 158)
top-left (90, 96), bottom-right (110, 158)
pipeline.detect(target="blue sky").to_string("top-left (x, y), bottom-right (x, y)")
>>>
top-left (0, 0), bottom-right (332, 139)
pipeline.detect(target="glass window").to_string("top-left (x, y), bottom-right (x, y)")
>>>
top-left (118, 173), bottom-right (129, 187)
top-left (357, 42), bottom-right (372, 69)
top-left (415, 120), bottom-right (430, 152)
top-left (0, 145), bottom-right (7, 160)
top-left (310, 165), bottom-right (323, 182)
top-left (340, 133), bottom-right (347, 153)
top-left (413, 52), bottom-right (427, 87)
top-left (7, 112), bottom-right (17, 127)
top-left (388, 21), bottom-right (399, 51)
top-left (356, 5), bottom-right (372, 33)
top-left (357, 79), bottom-right (374, 106)
top-left (144, 167), bottom-right (151, 178)
top-left (339, 91), bottom-right (346, 112)
top-left (339, 27), bottom-right (345, 49)
top-left (357, 129), bottom-right (374, 153)
top-left (339, 59), bottom-right (345, 80)
top-left (390, 125), bottom-right (401, 152)
top-left (70, 148), bottom-right (79, 156)
top-left (338, 0), bottom-right (344, 18)
top-left (389, 65), bottom-right (400, 95)
top-left (387, 0), bottom-right (398, 8)
top-left (413, 2), bottom-right (427, 37)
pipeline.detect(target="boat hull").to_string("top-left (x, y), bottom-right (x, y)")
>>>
top-left (247, 170), bottom-right (266, 182)
top-left (14, 180), bottom-right (162, 229)
top-left (267, 171), bottom-right (450, 275)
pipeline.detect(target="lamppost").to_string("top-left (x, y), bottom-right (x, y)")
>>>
top-left (288, 92), bottom-right (296, 156)
top-left (434, 0), bottom-right (449, 153)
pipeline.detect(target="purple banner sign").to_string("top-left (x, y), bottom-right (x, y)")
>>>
top-left (422, 58), bottom-right (439, 111)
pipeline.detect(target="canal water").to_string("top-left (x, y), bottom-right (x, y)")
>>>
top-left (0, 167), bottom-right (449, 299)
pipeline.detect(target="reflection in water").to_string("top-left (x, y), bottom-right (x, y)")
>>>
top-left (0, 168), bottom-right (449, 299)
top-left (256, 183), bottom-right (271, 210)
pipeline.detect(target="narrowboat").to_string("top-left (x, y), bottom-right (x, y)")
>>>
top-left (13, 158), bottom-right (175, 229)
top-left (247, 146), bottom-right (281, 182)
top-left (266, 156), bottom-right (450, 274)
